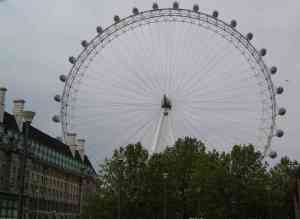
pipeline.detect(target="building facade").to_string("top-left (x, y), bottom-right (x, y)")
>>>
top-left (0, 87), bottom-right (96, 219)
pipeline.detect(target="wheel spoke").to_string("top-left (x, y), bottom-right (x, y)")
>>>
top-left (60, 9), bottom-right (278, 164)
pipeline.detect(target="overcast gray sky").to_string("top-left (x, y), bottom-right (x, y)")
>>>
top-left (0, 0), bottom-right (299, 162)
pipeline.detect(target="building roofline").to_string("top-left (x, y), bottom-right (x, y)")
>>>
top-left (2, 112), bottom-right (95, 173)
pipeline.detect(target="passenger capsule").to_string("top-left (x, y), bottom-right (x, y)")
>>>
top-left (173, 1), bottom-right (179, 9)
top-left (269, 151), bottom-right (277, 159)
top-left (270, 66), bottom-right (277, 75)
top-left (193, 4), bottom-right (199, 12)
top-left (276, 129), bottom-right (284, 138)
top-left (212, 10), bottom-right (219, 18)
top-left (152, 3), bottom-right (159, 10)
top-left (81, 40), bottom-right (89, 48)
top-left (114, 15), bottom-right (120, 23)
top-left (96, 26), bottom-right (103, 34)
top-left (260, 48), bottom-right (267, 57)
top-left (132, 7), bottom-right (139, 15)
top-left (52, 115), bottom-right (60, 123)
top-left (276, 86), bottom-right (284, 95)
top-left (278, 108), bottom-right (287, 116)
top-left (68, 56), bottom-right (76, 64)
top-left (230, 20), bottom-right (237, 28)
top-left (246, 33), bottom-right (253, 41)
top-left (54, 95), bottom-right (61, 102)
top-left (59, 75), bottom-right (67, 82)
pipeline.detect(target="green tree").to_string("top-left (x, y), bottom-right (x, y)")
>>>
top-left (227, 145), bottom-right (269, 219)
top-left (82, 138), bottom-right (298, 219)
top-left (86, 143), bottom-right (149, 219)
top-left (268, 157), bottom-right (298, 219)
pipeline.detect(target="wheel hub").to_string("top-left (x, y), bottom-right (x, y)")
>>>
top-left (161, 94), bottom-right (172, 116)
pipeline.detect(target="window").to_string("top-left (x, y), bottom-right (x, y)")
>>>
top-left (0, 176), bottom-right (4, 185)
top-left (59, 154), bottom-right (63, 167)
top-left (0, 198), bottom-right (18, 219)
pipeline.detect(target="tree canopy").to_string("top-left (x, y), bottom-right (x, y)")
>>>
top-left (82, 137), bottom-right (298, 219)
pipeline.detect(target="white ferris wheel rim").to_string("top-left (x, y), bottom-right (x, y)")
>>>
top-left (59, 7), bottom-right (280, 158)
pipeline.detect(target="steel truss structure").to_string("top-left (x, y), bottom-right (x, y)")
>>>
top-left (54, 4), bottom-right (286, 159)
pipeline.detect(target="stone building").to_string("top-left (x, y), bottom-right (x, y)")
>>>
top-left (0, 87), bottom-right (96, 219)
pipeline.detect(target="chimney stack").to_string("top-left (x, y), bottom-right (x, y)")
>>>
top-left (65, 133), bottom-right (77, 156)
top-left (13, 99), bottom-right (25, 131)
top-left (77, 139), bottom-right (85, 160)
top-left (0, 87), bottom-right (7, 124)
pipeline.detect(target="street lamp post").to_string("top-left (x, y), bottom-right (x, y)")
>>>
top-left (163, 172), bottom-right (168, 219)
top-left (196, 187), bottom-right (201, 218)
top-left (30, 179), bottom-right (39, 219)
top-left (117, 158), bottom-right (123, 219)
top-left (79, 167), bottom-right (87, 218)
top-left (38, 167), bottom-right (47, 219)
top-left (266, 185), bottom-right (273, 219)
top-left (17, 111), bottom-right (35, 219)
top-left (52, 210), bottom-right (57, 219)
top-left (35, 188), bottom-right (39, 219)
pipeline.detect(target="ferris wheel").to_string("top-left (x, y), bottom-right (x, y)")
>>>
top-left (53, 2), bottom-right (286, 163)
